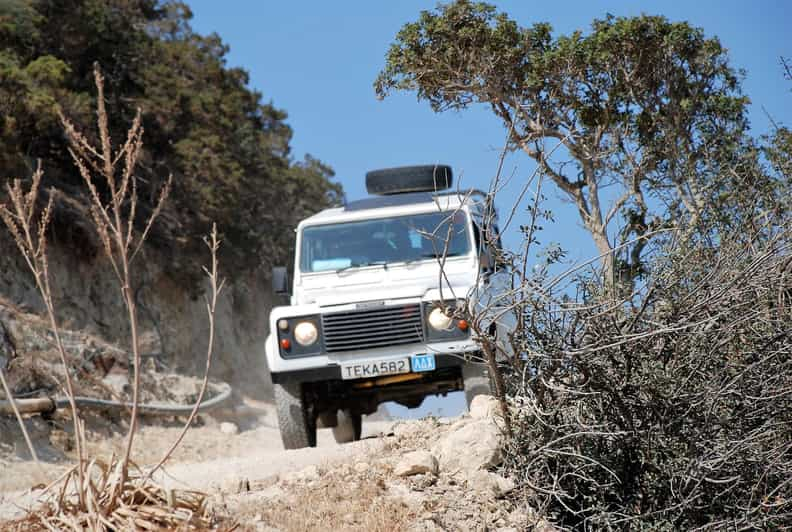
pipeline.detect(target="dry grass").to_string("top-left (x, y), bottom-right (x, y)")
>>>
top-left (235, 472), bottom-right (415, 532)
top-left (6, 455), bottom-right (213, 531)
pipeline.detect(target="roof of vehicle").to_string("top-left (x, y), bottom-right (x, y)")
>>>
top-left (298, 189), bottom-right (491, 228)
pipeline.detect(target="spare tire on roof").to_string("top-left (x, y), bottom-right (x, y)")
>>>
top-left (365, 165), bottom-right (453, 195)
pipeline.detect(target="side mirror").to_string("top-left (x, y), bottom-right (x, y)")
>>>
top-left (272, 266), bottom-right (290, 296)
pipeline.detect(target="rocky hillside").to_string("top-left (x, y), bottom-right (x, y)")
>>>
top-left (0, 230), bottom-right (275, 400)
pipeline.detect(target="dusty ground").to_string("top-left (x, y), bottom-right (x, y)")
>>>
top-left (0, 397), bottom-right (547, 531)
top-left (0, 397), bottom-right (390, 492)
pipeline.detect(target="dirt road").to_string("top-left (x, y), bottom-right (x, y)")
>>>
top-left (0, 400), bottom-right (395, 521)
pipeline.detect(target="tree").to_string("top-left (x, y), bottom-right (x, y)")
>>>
top-left (1, 0), bottom-right (341, 276)
top-left (375, 1), bottom-right (748, 290)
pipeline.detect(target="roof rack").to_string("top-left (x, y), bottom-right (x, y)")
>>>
top-left (343, 188), bottom-right (490, 213)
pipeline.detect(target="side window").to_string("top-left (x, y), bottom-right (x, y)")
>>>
top-left (475, 221), bottom-right (506, 272)
top-left (485, 224), bottom-right (507, 270)
top-left (472, 222), bottom-right (482, 252)
top-left (473, 221), bottom-right (494, 272)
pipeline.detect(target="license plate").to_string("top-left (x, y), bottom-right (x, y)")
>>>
top-left (411, 353), bottom-right (436, 372)
top-left (340, 358), bottom-right (409, 380)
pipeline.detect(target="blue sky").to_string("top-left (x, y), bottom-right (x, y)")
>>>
top-left (185, 1), bottom-right (790, 417)
top-left (185, 0), bottom-right (790, 263)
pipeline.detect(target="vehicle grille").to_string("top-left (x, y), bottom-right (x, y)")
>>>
top-left (322, 304), bottom-right (424, 352)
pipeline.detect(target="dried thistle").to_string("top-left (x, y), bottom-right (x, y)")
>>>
top-left (0, 164), bottom-right (86, 506)
top-left (57, 63), bottom-right (173, 490)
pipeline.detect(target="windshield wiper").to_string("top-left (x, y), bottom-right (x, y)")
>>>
top-left (335, 261), bottom-right (389, 273)
top-left (398, 252), bottom-right (464, 266)
top-left (419, 252), bottom-right (463, 260)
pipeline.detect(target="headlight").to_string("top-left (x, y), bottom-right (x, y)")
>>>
top-left (293, 321), bottom-right (319, 346)
top-left (428, 307), bottom-right (454, 331)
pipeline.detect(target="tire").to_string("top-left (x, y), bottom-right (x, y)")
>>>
top-left (274, 381), bottom-right (317, 450)
top-left (365, 165), bottom-right (453, 195)
top-left (463, 361), bottom-right (494, 409)
top-left (332, 409), bottom-right (362, 444)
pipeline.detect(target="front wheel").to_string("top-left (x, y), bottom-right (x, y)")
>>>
top-left (463, 361), bottom-right (494, 409)
top-left (274, 381), bottom-right (317, 450)
top-left (332, 409), bottom-right (362, 444)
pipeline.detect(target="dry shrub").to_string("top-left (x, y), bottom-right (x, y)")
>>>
top-left (499, 218), bottom-right (792, 529)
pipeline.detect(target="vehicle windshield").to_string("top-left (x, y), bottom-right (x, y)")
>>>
top-left (299, 211), bottom-right (471, 273)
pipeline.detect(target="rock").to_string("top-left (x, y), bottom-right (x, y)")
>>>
top-left (447, 417), bottom-right (471, 432)
top-left (468, 394), bottom-right (500, 420)
top-left (386, 482), bottom-right (424, 509)
top-left (219, 422), bottom-right (239, 435)
top-left (533, 518), bottom-right (560, 532)
top-left (465, 471), bottom-right (515, 497)
top-left (49, 429), bottom-right (73, 452)
top-left (393, 421), bottom-right (423, 439)
top-left (394, 451), bottom-right (439, 477)
top-left (493, 473), bottom-right (515, 495)
top-left (102, 373), bottom-right (128, 396)
top-left (295, 464), bottom-right (320, 482)
top-left (250, 483), bottom-right (284, 501)
top-left (507, 510), bottom-right (529, 526)
top-left (432, 419), bottom-right (501, 473)
top-left (407, 519), bottom-right (446, 532)
top-left (220, 476), bottom-right (250, 494)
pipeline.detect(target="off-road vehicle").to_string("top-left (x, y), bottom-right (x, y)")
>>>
top-left (266, 165), bottom-right (504, 449)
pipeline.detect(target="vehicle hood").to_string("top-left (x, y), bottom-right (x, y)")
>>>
top-left (293, 258), bottom-right (477, 307)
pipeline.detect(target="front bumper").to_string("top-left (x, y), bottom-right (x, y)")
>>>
top-left (270, 353), bottom-right (469, 383)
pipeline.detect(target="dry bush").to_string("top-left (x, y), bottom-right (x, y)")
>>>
top-left (494, 217), bottom-right (791, 529)
top-left (454, 125), bottom-right (792, 528)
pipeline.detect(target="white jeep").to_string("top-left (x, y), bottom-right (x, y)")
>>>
top-left (265, 165), bottom-right (505, 449)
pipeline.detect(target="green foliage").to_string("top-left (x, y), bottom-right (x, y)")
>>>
top-left (767, 127), bottom-right (792, 181)
top-left (1, 0), bottom-right (341, 274)
top-left (376, 1), bottom-right (757, 287)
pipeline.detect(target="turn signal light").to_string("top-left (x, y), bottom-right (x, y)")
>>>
top-left (457, 319), bottom-right (469, 331)
top-left (280, 338), bottom-right (291, 350)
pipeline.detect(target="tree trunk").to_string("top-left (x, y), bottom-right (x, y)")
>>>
top-left (591, 228), bottom-right (616, 296)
